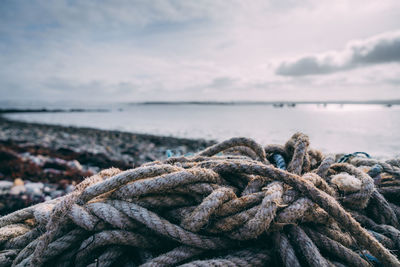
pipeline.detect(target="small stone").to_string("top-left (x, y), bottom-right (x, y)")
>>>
top-left (67, 160), bottom-right (83, 171)
top-left (50, 190), bottom-right (64, 198)
top-left (43, 186), bottom-right (52, 193)
top-left (66, 185), bottom-right (75, 193)
top-left (25, 182), bottom-right (44, 196)
top-left (0, 180), bottom-right (13, 195)
top-left (0, 180), bottom-right (13, 190)
top-left (10, 185), bottom-right (26, 195)
top-left (13, 178), bottom-right (24, 186)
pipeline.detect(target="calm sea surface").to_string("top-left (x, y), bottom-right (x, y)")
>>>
top-left (4, 104), bottom-right (400, 157)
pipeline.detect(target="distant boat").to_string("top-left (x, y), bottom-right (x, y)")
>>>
top-left (273, 103), bottom-right (284, 108)
top-left (385, 104), bottom-right (392, 108)
top-left (287, 103), bottom-right (296, 107)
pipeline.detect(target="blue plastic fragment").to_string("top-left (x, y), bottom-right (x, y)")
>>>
top-left (166, 149), bottom-right (184, 158)
top-left (273, 154), bottom-right (286, 170)
top-left (166, 149), bottom-right (174, 158)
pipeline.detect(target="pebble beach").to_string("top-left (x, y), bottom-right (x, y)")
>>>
top-left (0, 116), bottom-right (213, 215)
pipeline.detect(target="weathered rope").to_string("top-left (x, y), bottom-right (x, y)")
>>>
top-left (198, 137), bottom-right (268, 164)
top-left (1, 133), bottom-right (400, 266)
top-left (85, 246), bottom-right (124, 267)
top-left (288, 225), bottom-right (330, 267)
top-left (303, 227), bottom-right (369, 267)
top-left (178, 248), bottom-right (271, 267)
top-left (273, 231), bottom-right (301, 267)
top-left (139, 245), bottom-right (203, 266)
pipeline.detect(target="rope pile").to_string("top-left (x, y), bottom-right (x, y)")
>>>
top-left (1, 133), bottom-right (400, 267)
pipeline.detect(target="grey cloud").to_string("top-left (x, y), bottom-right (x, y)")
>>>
top-left (209, 77), bottom-right (236, 88)
top-left (0, 1), bottom-right (218, 35)
top-left (40, 77), bottom-right (139, 101)
top-left (276, 31), bottom-right (400, 76)
top-left (386, 78), bottom-right (400, 85)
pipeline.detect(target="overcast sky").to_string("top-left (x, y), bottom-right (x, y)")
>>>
top-left (1, 0), bottom-right (400, 102)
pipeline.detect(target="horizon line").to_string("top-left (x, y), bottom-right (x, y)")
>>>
top-left (130, 99), bottom-right (400, 105)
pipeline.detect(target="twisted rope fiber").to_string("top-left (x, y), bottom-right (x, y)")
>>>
top-left (85, 246), bottom-right (124, 267)
top-left (272, 231), bottom-right (301, 267)
top-left (303, 227), bottom-right (369, 266)
top-left (1, 134), bottom-right (400, 266)
top-left (288, 225), bottom-right (330, 267)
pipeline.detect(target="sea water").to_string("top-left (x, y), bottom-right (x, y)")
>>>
top-left (4, 103), bottom-right (400, 158)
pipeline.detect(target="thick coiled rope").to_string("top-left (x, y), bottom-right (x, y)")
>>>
top-left (1, 133), bottom-right (400, 266)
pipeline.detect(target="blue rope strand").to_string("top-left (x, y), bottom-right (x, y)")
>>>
top-left (367, 164), bottom-right (383, 178)
top-left (272, 154), bottom-right (286, 170)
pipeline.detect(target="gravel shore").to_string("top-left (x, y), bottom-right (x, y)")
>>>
top-left (0, 116), bottom-right (214, 214)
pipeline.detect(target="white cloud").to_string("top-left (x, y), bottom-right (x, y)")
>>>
top-left (276, 31), bottom-right (400, 76)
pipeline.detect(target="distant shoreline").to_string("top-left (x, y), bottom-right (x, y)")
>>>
top-left (0, 108), bottom-right (109, 114)
top-left (133, 100), bottom-right (400, 106)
